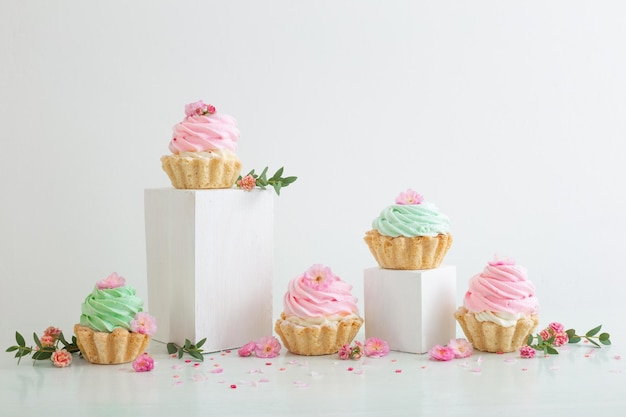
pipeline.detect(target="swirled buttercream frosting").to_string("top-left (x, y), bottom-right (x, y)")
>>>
top-left (80, 285), bottom-right (144, 332)
top-left (283, 264), bottom-right (360, 326)
top-left (463, 257), bottom-right (539, 318)
top-left (168, 101), bottom-right (240, 154)
top-left (372, 202), bottom-right (450, 238)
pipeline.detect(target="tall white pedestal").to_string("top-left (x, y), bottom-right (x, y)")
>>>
top-left (364, 266), bottom-right (456, 354)
top-left (144, 188), bottom-right (274, 352)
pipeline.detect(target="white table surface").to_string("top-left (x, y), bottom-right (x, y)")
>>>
top-left (1, 335), bottom-right (624, 417)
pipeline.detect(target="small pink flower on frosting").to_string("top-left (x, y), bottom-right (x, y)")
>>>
top-left (488, 254), bottom-right (516, 266)
top-left (132, 353), bottom-right (155, 372)
top-left (238, 341), bottom-right (257, 357)
top-left (185, 100), bottom-right (216, 117)
top-left (448, 338), bottom-right (473, 359)
top-left (237, 175), bottom-right (256, 191)
top-left (254, 336), bottom-right (281, 358)
top-left (130, 312), bottom-right (158, 336)
top-left (51, 349), bottom-right (72, 368)
top-left (363, 337), bottom-right (390, 358)
top-left (43, 326), bottom-right (62, 340)
top-left (302, 264), bottom-right (336, 290)
top-left (96, 272), bottom-right (126, 290)
top-left (429, 345), bottom-right (455, 361)
top-left (519, 345), bottom-right (536, 359)
top-left (395, 189), bottom-right (424, 205)
top-left (40, 335), bottom-right (55, 348)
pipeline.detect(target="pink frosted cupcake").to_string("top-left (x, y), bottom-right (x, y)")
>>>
top-left (274, 264), bottom-right (363, 356)
top-left (161, 100), bottom-right (242, 189)
top-left (454, 256), bottom-right (539, 353)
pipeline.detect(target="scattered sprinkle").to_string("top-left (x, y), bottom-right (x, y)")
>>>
top-left (193, 363), bottom-right (201, 368)
top-left (391, 359), bottom-right (397, 363)
top-left (614, 355), bottom-right (622, 360)
top-left (214, 364), bottom-right (220, 367)
top-left (279, 367), bottom-right (286, 371)
top-left (173, 375), bottom-right (180, 379)
top-left (225, 350), bottom-right (231, 353)
top-left (521, 368), bottom-right (528, 371)
top-left (395, 369), bottom-right (402, 373)
top-left (259, 378), bottom-right (270, 383)
top-left (265, 362), bottom-right (272, 366)
top-left (210, 368), bottom-right (223, 374)
top-left (230, 384), bottom-right (237, 389)
top-left (421, 366), bottom-right (427, 369)
top-left (347, 367), bottom-right (354, 371)
top-left (497, 352), bottom-right (503, 355)
top-left (185, 359), bottom-right (191, 363)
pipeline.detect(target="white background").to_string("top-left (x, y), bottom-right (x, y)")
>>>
top-left (1, 1), bottom-right (625, 342)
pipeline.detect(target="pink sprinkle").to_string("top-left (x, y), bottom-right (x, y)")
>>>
top-left (521, 368), bottom-right (528, 371)
top-left (210, 368), bottom-right (223, 374)
top-left (391, 359), bottom-right (397, 363)
top-left (230, 384), bottom-right (237, 389)
top-left (214, 364), bottom-right (220, 367)
top-left (259, 378), bottom-right (270, 383)
top-left (173, 375), bottom-right (180, 379)
top-left (221, 353), bottom-right (226, 356)
top-left (265, 362), bottom-right (272, 366)
top-left (225, 350), bottom-right (231, 353)
top-left (279, 367), bottom-right (286, 371)
top-left (193, 363), bottom-right (201, 367)
top-left (347, 367), bottom-right (354, 371)
top-left (421, 366), bottom-right (427, 369)
top-left (210, 358), bottom-right (215, 361)
top-left (615, 355), bottom-right (622, 360)
top-left (496, 351), bottom-right (503, 355)
top-left (395, 369), bottom-right (402, 373)
top-left (170, 354), bottom-right (177, 358)
top-left (185, 359), bottom-right (191, 363)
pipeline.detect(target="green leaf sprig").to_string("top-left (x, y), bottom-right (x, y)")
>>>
top-left (526, 324), bottom-right (611, 355)
top-left (167, 338), bottom-right (206, 362)
top-left (236, 167), bottom-right (297, 196)
top-left (566, 325), bottom-right (611, 348)
top-left (6, 331), bottom-right (80, 364)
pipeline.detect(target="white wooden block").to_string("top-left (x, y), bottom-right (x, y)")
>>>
top-left (364, 266), bottom-right (456, 354)
top-left (144, 188), bottom-right (274, 351)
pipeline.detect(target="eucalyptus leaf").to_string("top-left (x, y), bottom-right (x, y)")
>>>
top-left (15, 332), bottom-right (26, 347)
top-left (184, 339), bottom-right (191, 350)
top-left (565, 329), bottom-right (576, 338)
top-left (189, 350), bottom-right (205, 361)
top-left (177, 348), bottom-right (184, 359)
top-left (33, 332), bottom-right (42, 349)
top-left (6, 346), bottom-right (18, 352)
top-left (586, 325), bottom-right (602, 337)
top-left (546, 346), bottom-right (559, 355)
top-left (196, 338), bottom-right (207, 349)
top-left (32, 351), bottom-right (52, 361)
top-left (599, 332), bottom-right (610, 341)
top-left (166, 343), bottom-right (178, 354)
top-left (568, 336), bottom-right (581, 344)
top-left (600, 339), bottom-right (612, 346)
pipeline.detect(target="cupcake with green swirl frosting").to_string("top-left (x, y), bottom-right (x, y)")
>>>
top-left (364, 190), bottom-right (452, 270)
top-left (74, 272), bottom-right (157, 364)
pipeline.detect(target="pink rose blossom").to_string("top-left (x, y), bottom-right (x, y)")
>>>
top-left (238, 341), bottom-right (257, 357)
top-left (302, 264), bottom-right (336, 290)
top-left (429, 345), bottom-right (455, 361)
top-left (40, 335), bottom-right (55, 348)
top-left (43, 326), bottom-right (62, 340)
top-left (338, 344), bottom-right (351, 360)
top-left (237, 175), bottom-right (256, 191)
top-left (132, 353), bottom-right (155, 372)
top-left (51, 349), bottom-right (72, 367)
top-left (548, 322), bottom-right (565, 334)
top-left (448, 338), bottom-right (473, 359)
top-left (254, 336), bottom-right (281, 358)
top-left (553, 332), bottom-right (569, 347)
top-left (130, 312), bottom-right (158, 336)
top-left (363, 337), bottom-right (390, 358)
top-left (519, 345), bottom-right (536, 359)
top-left (395, 189), bottom-right (424, 205)
top-left (184, 100), bottom-right (215, 117)
top-left (96, 272), bottom-right (126, 290)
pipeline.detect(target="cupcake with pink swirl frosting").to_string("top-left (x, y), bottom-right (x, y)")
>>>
top-left (454, 256), bottom-right (540, 353)
top-left (161, 100), bottom-right (242, 189)
top-left (274, 264), bottom-right (364, 356)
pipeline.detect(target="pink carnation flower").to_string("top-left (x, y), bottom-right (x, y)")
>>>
top-left (130, 312), bottom-right (158, 336)
top-left (553, 332), bottom-right (569, 347)
top-left (448, 338), bottom-right (473, 358)
top-left (40, 335), bottom-right (55, 348)
top-left (519, 345), bottom-right (536, 359)
top-left (237, 175), bottom-right (256, 191)
top-left (238, 341), bottom-right (257, 357)
top-left (363, 337), bottom-right (390, 358)
top-left (43, 326), bottom-right (62, 340)
top-left (338, 344), bottom-right (352, 360)
top-left (429, 345), bottom-right (455, 361)
top-left (51, 349), bottom-right (72, 368)
top-left (540, 328), bottom-right (551, 342)
top-left (395, 189), bottom-right (424, 205)
top-left (96, 272), bottom-right (126, 290)
top-left (254, 336), bottom-right (281, 358)
top-left (548, 322), bottom-right (565, 334)
top-left (302, 264), bottom-right (336, 290)
top-left (132, 353), bottom-right (155, 372)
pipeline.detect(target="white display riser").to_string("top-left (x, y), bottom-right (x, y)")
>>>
top-left (364, 266), bottom-right (457, 354)
top-left (145, 188), bottom-right (274, 352)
